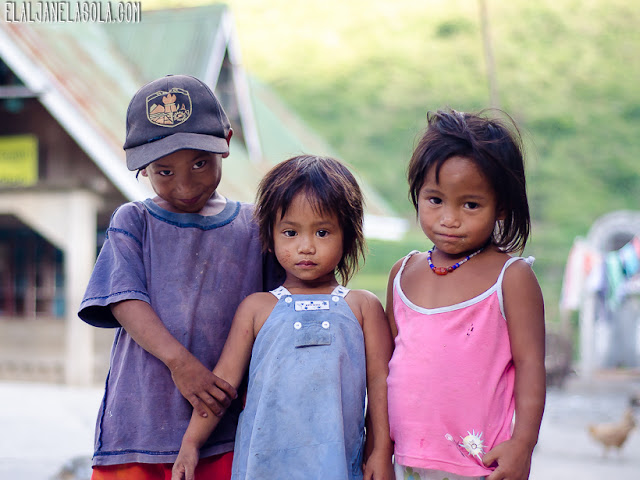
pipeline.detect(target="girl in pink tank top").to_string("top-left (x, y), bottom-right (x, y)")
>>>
top-left (385, 109), bottom-right (545, 480)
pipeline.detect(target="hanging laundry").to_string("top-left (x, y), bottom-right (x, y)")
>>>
top-left (606, 251), bottom-right (626, 308)
top-left (632, 236), bottom-right (640, 257)
top-left (619, 241), bottom-right (640, 277)
top-left (560, 238), bottom-right (602, 311)
top-left (560, 238), bottom-right (589, 311)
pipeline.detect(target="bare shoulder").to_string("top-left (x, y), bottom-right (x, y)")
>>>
top-left (348, 289), bottom-right (384, 309)
top-left (235, 291), bottom-right (279, 335)
top-left (238, 291), bottom-right (278, 313)
top-left (503, 256), bottom-right (539, 285)
top-left (344, 289), bottom-right (384, 325)
top-left (502, 256), bottom-right (543, 311)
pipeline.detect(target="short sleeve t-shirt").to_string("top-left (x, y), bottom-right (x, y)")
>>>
top-left (79, 199), bottom-right (266, 466)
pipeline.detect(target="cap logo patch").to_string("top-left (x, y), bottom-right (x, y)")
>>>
top-left (146, 88), bottom-right (192, 127)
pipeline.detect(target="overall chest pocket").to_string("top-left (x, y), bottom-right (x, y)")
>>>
top-left (292, 309), bottom-right (333, 348)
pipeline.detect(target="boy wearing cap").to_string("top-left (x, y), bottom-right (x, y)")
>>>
top-left (79, 75), bottom-right (276, 479)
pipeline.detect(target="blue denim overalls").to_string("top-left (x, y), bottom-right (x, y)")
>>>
top-left (231, 285), bottom-right (366, 479)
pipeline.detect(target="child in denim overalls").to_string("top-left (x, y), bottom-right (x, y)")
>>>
top-left (172, 155), bottom-right (395, 480)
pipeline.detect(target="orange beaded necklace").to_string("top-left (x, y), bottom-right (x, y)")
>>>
top-left (427, 245), bottom-right (485, 275)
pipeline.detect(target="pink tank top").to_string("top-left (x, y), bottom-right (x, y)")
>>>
top-left (387, 251), bottom-right (534, 477)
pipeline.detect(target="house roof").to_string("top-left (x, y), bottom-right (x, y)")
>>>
top-left (0, 3), bottom-right (402, 236)
top-left (105, 6), bottom-right (228, 84)
top-left (0, 17), bottom-right (148, 200)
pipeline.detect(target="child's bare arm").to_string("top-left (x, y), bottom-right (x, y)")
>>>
top-left (358, 290), bottom-right (395, 480)
top-left (483, 261), bottom-right (546, 480)
top-left (385, 259), bottom-right (403, 339)
top-left (111, 299), bottom-right (236, 418)
top-left (172, 294), bottom-right (262, 480)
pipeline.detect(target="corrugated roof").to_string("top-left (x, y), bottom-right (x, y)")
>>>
top-left (0, 19), bottom-right (151, 200)
top-left (0, 3), bottom-right (399, 226)
top-left (105, 5), bottom-right (226, 83)
top-left (2, 21), bottom-right (137, 152)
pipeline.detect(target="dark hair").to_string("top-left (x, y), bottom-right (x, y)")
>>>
top-left (408, 108), bottom-right (531, 253)
top-left (255, 155), bottom-right (366, 285)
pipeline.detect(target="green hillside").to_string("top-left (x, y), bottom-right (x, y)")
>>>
top-left (150, 0), bottom-right (640, 323)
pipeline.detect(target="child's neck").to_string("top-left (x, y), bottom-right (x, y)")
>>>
top-left (198, 192), bottom-right (226, 216)
top-left (153, 191), bottom-right (226, 216)
top-left (283, 276), bottom-right (340, 295)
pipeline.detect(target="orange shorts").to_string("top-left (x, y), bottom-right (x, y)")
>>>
top-left (91, 451), bottom-right (233, 480)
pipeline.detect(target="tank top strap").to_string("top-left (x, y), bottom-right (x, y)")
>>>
top-left (496, 255), bottom-right (535, 319)
top-left (394, 250), bottom-right (420, 286)
top-left (270, 285), bottom-right (292, 299)
top-left (330, 285), bottom-right (350, 298)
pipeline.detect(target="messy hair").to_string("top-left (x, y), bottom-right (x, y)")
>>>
top-left (408, 108), bottom-right (531, 253)
top-left (255, 155), bottom-right (366, 284)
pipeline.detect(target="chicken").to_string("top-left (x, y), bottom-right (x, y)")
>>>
top-left (587, 407), bottom-right (636, 456)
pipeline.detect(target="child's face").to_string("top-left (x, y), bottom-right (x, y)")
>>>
top-left (273, 193), bottom-right (344, 288)
top-left (141, 149), bottom-right (223, 214)
top-left (418, 155), bottom-right (502, 256)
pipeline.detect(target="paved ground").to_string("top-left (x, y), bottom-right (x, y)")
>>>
top-left (0, 371), bottom-right (639, 479)
top-left (530, 372), bottom-right (640, 480)
top-left (0, 381), bottom-right (101, 480)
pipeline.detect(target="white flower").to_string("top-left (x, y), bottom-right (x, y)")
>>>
top-left (459, 430), bottom-right (485, 459)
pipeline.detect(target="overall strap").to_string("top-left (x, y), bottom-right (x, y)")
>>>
top-left (271, 286), bottom-right (350, 299)
top-left (331, 285), bottom-right (350, 298)
top-left (270, 286), bottom-right (291, 299)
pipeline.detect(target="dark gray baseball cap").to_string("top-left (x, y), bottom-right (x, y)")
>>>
top-left (123, 74), bottom-right (231, 171)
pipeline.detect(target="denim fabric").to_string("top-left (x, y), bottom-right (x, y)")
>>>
top-left (231, 286), bottom-right (366, 479)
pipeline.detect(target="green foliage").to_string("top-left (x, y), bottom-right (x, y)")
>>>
top-left (435, 18), bottom-right (475, 38)
top-left (350, 229), bottom-right (428, 305)
top-left (149, 0), bottom-right (640, 322)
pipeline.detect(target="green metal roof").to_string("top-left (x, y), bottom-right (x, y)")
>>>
top-left (105, 5), bottom-right (226, 82)
top-left (0, 3), bottom-right (396, 217)
top-left (1, 20), bottom-right (138, 151)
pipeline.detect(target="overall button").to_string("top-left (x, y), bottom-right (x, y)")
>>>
top-left (322, 321), bottom-right (330, 329)
top-left (293, 321), bottom-right (302, 330)
top-left (332, 296), bottom-right (340, 302)
top-left (285, 297), bottom-right (293, 303)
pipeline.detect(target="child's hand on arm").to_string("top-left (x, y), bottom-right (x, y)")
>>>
top-left (484, 261), bottom-right (546, 480)
top-left (167, 351), bottom-right (237, 418)
top-left (111, 300), bottom-right (237, 418)
top-left (171, 294), bottom-right (261, 479)
top-left (357, 290), bottom-right (395, 480)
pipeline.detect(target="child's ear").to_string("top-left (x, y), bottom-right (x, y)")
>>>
top-left (140, 168), bottom-right (149, 177)
top-left (496, 206), bottom-right (507, 221)
top-left (221, 129), bottom-right (234, 159)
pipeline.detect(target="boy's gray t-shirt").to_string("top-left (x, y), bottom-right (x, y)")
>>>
top-left (79, 198), bottom-right (266, 466)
